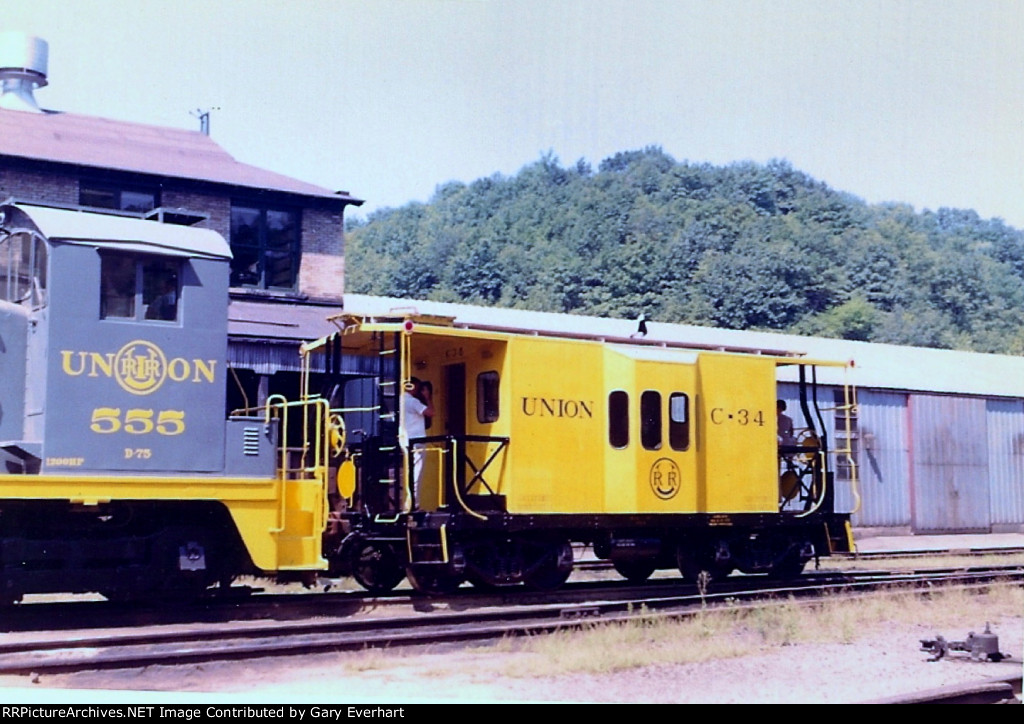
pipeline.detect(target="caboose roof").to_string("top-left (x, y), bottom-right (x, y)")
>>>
top-left (340, 294), bottom-right (1024, 398)
top-left (1, 202), bottom-right (232, 259)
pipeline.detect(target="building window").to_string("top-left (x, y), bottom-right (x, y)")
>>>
top-left (476, 371), bottom-right (500, 423)
top-left (641, 390), bottom-right (662, 450)
top-left (80, 184), bottom-right (158, 213)
top-left (101, 252), bottom-right (179, 322)
top-left (668, 392), bottom-right (690, 451)
top-left (230, 205), bottom-right (301, 290)
top-left (608, 391), bottom-right (629, 448)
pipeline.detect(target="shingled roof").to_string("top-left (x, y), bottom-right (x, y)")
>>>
top-left (0, 108), bottom-right (360, 203)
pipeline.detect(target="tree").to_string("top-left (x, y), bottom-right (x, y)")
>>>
top-left (344, 150), bottom-right (1024, 354)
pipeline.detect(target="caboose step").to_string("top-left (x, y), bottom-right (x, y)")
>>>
top-left (407, 526), bottom-right (450, 564)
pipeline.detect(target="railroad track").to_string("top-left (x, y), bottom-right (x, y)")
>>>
top-left (570, 546), bottom-right (1024, 574)
top-left (866, 673), bottom-right (1022, 704)
top-left (0, 565), bottom-right (1020, 677)
top-left (1, 559), bottom-right (1019, 633)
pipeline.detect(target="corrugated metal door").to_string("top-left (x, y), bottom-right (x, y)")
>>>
top-left (910, 395), bottom-right (990, 533)
top-left (986, 398), bottom-right (1024, 529)
top-left (851, 390), bottom-right (911, 528)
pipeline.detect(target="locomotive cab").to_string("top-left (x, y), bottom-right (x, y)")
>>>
top-left (0, 203), bottom-right (327, 602)
top-left (0, 203), bottom-right (232, 475)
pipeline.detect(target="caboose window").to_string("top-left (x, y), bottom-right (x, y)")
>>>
top-left (641, 390), bottom-right (662, 450)
top-left (229, 204), bottom-right (301, 290)
top-left (477, 371), bottom-right (500, 423)
top-left (100, 253), bottom-right (180, 322)
top-left (669, 393), bottom-right (690, 451)
top-left (608, 391), bottom-right (629, 448)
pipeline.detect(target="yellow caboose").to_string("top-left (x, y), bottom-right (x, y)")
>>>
top-left (315, 311), bottom-right (857, 593)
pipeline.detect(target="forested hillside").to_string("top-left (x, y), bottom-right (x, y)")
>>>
top-left (345, 147), bottom-right (1024, 354)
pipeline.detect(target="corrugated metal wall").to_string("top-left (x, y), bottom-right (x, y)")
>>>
top-left (776, 385), bottom-right (1024, 532)
top-left (227, 340), bottom-right (384, 375)
top-left (850, 390), bottom-right (910, 527)
top-left (910, 395), bottom-right (990, 533)
top-left (986, 398), bottom-right (1024, 529)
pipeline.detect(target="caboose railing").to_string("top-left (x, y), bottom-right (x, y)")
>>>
top-left (410, 435), bottom-right (509, 519)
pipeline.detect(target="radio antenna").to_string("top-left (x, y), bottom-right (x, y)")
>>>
top-left (190, 107), bottom-right (220, 135)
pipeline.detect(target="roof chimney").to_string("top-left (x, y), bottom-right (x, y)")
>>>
top-left (0, 33), bottom-right (48, 113)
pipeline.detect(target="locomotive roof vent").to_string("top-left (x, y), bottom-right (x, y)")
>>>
top-left (0, 32), bottom-right (48, 114)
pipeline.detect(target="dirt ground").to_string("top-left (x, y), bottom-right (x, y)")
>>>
top-left (0, 615), bottom-right (1020, 704)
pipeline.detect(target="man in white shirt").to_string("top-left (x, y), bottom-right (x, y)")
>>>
top-left (403, 377), bottom-right (434, 508)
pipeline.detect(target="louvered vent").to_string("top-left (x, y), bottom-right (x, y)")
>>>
top-left (242, 427), bottom-right (261, 456)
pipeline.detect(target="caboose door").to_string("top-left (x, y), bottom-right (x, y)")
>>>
top-left (444, 363), bottom-right (467, 498)
top-left (444, 363), bottom-right (466, 441)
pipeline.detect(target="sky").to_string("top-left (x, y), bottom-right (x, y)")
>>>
top-left (5, 0), bottom-right (1024, 227)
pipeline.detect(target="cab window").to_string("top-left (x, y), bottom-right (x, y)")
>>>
top-left (101, 252), bottom-right (179, 322)
top-left (0, 232), bottom-right (47, 307)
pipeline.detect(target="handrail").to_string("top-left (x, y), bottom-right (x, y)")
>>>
top-left (794, 451), bottom-right (827, 518)
top-left (450, 437), bottom-right (488, 520)
top-left (408, 434), bottom-right (509, 519)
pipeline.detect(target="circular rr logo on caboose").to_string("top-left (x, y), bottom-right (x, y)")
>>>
top-left (113, 340), bottom-right (168, 395)
top-left (649, 458), bottom-right (681, 500)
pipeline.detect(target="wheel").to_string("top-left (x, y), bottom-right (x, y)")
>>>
top-left (612, 559), bottom-right (657, 583)
top-left (770, 546), bottom-right (808, 579)
top-left (676, 543), bottom-right (732, 585)
top-left (328, 413), bottom-right (347, 458)
top-left (770, 557), bottom-right (807, 579)
top-left (778, 469), bottom-right (801, 503)
top-left (351, 542), bottom-right (405, 593)
top-left (405, 567), bottom-right (463, 595)
top-left (148, 527), bottom-right (218, 602)
top-left (523, 540), bottom-right (574, 591)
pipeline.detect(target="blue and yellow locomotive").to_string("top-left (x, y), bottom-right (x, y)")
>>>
top-left (0, 202), bottom-right (856, 600)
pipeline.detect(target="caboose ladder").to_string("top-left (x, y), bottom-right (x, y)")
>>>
top-left (373, 332), bottom-right (405, 519)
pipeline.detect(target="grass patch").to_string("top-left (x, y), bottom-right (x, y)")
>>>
top-left (329, 584), bottom-right (1021, 683)
top-left (498, 584), bottom-right (1023, 678)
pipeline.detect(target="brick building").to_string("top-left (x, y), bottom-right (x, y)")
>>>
top-left (0, 100), bottom-right (360, 303)
top-left (0, 34), bottom-right (362, 406)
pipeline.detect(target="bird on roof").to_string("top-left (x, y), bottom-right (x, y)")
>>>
top-left (631, 313), bottom-right (648, 338)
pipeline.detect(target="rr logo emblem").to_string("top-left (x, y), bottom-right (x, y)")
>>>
top-left (649, 458), bottom-right (681, 500)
